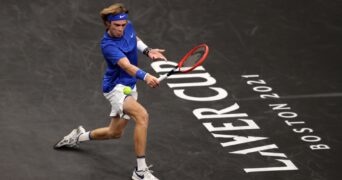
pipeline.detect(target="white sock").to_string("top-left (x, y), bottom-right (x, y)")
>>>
top-left (137, 156), bottom-right (147, 171)
top-left (78, 131), bottom-right (91, 142)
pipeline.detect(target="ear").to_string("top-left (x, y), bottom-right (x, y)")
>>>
top-left (105, 21), bottom-right (111, 28)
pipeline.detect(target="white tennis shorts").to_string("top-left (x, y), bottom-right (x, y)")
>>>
top-left (103, 84), bottom-right (138, 119)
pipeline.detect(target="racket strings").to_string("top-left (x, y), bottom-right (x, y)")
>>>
top-left (182, 47), bottom-right (206, 67)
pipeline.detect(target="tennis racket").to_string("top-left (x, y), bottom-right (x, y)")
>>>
top-left (157, 43), bottom-right (209, 82)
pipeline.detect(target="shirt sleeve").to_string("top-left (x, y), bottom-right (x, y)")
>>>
top-left (102, 45), bottom-right (126, 65)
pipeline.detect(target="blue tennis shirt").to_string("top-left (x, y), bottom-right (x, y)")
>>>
top-left (100, 21), bottom-right (138, 93)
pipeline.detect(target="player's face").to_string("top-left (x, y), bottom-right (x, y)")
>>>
top-left (107, 20), bottom-right (127, 38)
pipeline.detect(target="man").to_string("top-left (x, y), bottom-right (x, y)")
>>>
top-left (54, 3), bottom-right (166, 180)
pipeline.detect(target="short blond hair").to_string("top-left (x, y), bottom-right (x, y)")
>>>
top-left (100, 3), bottom-right (129, 25)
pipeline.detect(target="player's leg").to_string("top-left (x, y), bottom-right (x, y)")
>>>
top-left (88, 117), bottom-right (129, 140)
top-left (123, 96), bottom-right (148, 157)
top-left (54, 84), bottom-right (132, 149)
top-left (123, 96), bottom-right (159, 180)
top-left (54, 117), bottom-right (129, 148)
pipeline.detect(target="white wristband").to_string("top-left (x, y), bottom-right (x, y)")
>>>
top-left (137, 40), bottom-right (148, 53)
top-left (143, 73), bottom-right (149, 80)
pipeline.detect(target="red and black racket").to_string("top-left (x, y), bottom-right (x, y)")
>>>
top-left (158, 43), bottom-right (209, 82)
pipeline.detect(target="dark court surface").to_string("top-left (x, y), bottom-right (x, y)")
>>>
top-left (1, 0), bottom-right (341, 179)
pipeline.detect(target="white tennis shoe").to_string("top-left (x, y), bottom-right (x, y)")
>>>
top-left (54, 126), bottom-right (85, 149)
top-left (132, 165), bottom-right (159, 180)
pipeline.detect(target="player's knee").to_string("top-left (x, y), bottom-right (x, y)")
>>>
top-left (136, 110), bottom-right (149, 127)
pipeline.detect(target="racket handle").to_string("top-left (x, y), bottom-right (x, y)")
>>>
top-left (157, 74), bottom-right (168, 82)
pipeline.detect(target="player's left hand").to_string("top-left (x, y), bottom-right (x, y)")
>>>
top-left (148, 49), bottom-right (167, 61)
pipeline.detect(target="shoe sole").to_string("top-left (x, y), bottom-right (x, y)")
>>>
top-left (53, 139), bottom-right (71, 149)
top-left (53, 137), bottom-right (78, 149)
top-left (53, 127), bottom-right (84, 149)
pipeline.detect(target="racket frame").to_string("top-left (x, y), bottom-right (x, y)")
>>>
top-left (157, 44), bottom-right (209, 82)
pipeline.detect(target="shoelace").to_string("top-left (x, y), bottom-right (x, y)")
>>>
top-left (145, 165), bottom-right (154, 173)
top-left (143, 165), bottom-right (159, 179)
top-left (137, 165), bottom-right (155, 176)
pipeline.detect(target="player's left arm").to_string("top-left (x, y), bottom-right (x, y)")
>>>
top-left (136, 36), bottom-right (167, 61)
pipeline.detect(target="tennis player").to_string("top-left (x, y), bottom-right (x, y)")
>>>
top-left (54, 3), bottom-right (166, 180)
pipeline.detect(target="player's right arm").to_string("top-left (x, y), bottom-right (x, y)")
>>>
top-left (117, 57), bottom-right (159, 88)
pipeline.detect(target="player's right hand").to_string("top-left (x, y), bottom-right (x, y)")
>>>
top-left (145, 74), bottom-right (159, 88)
